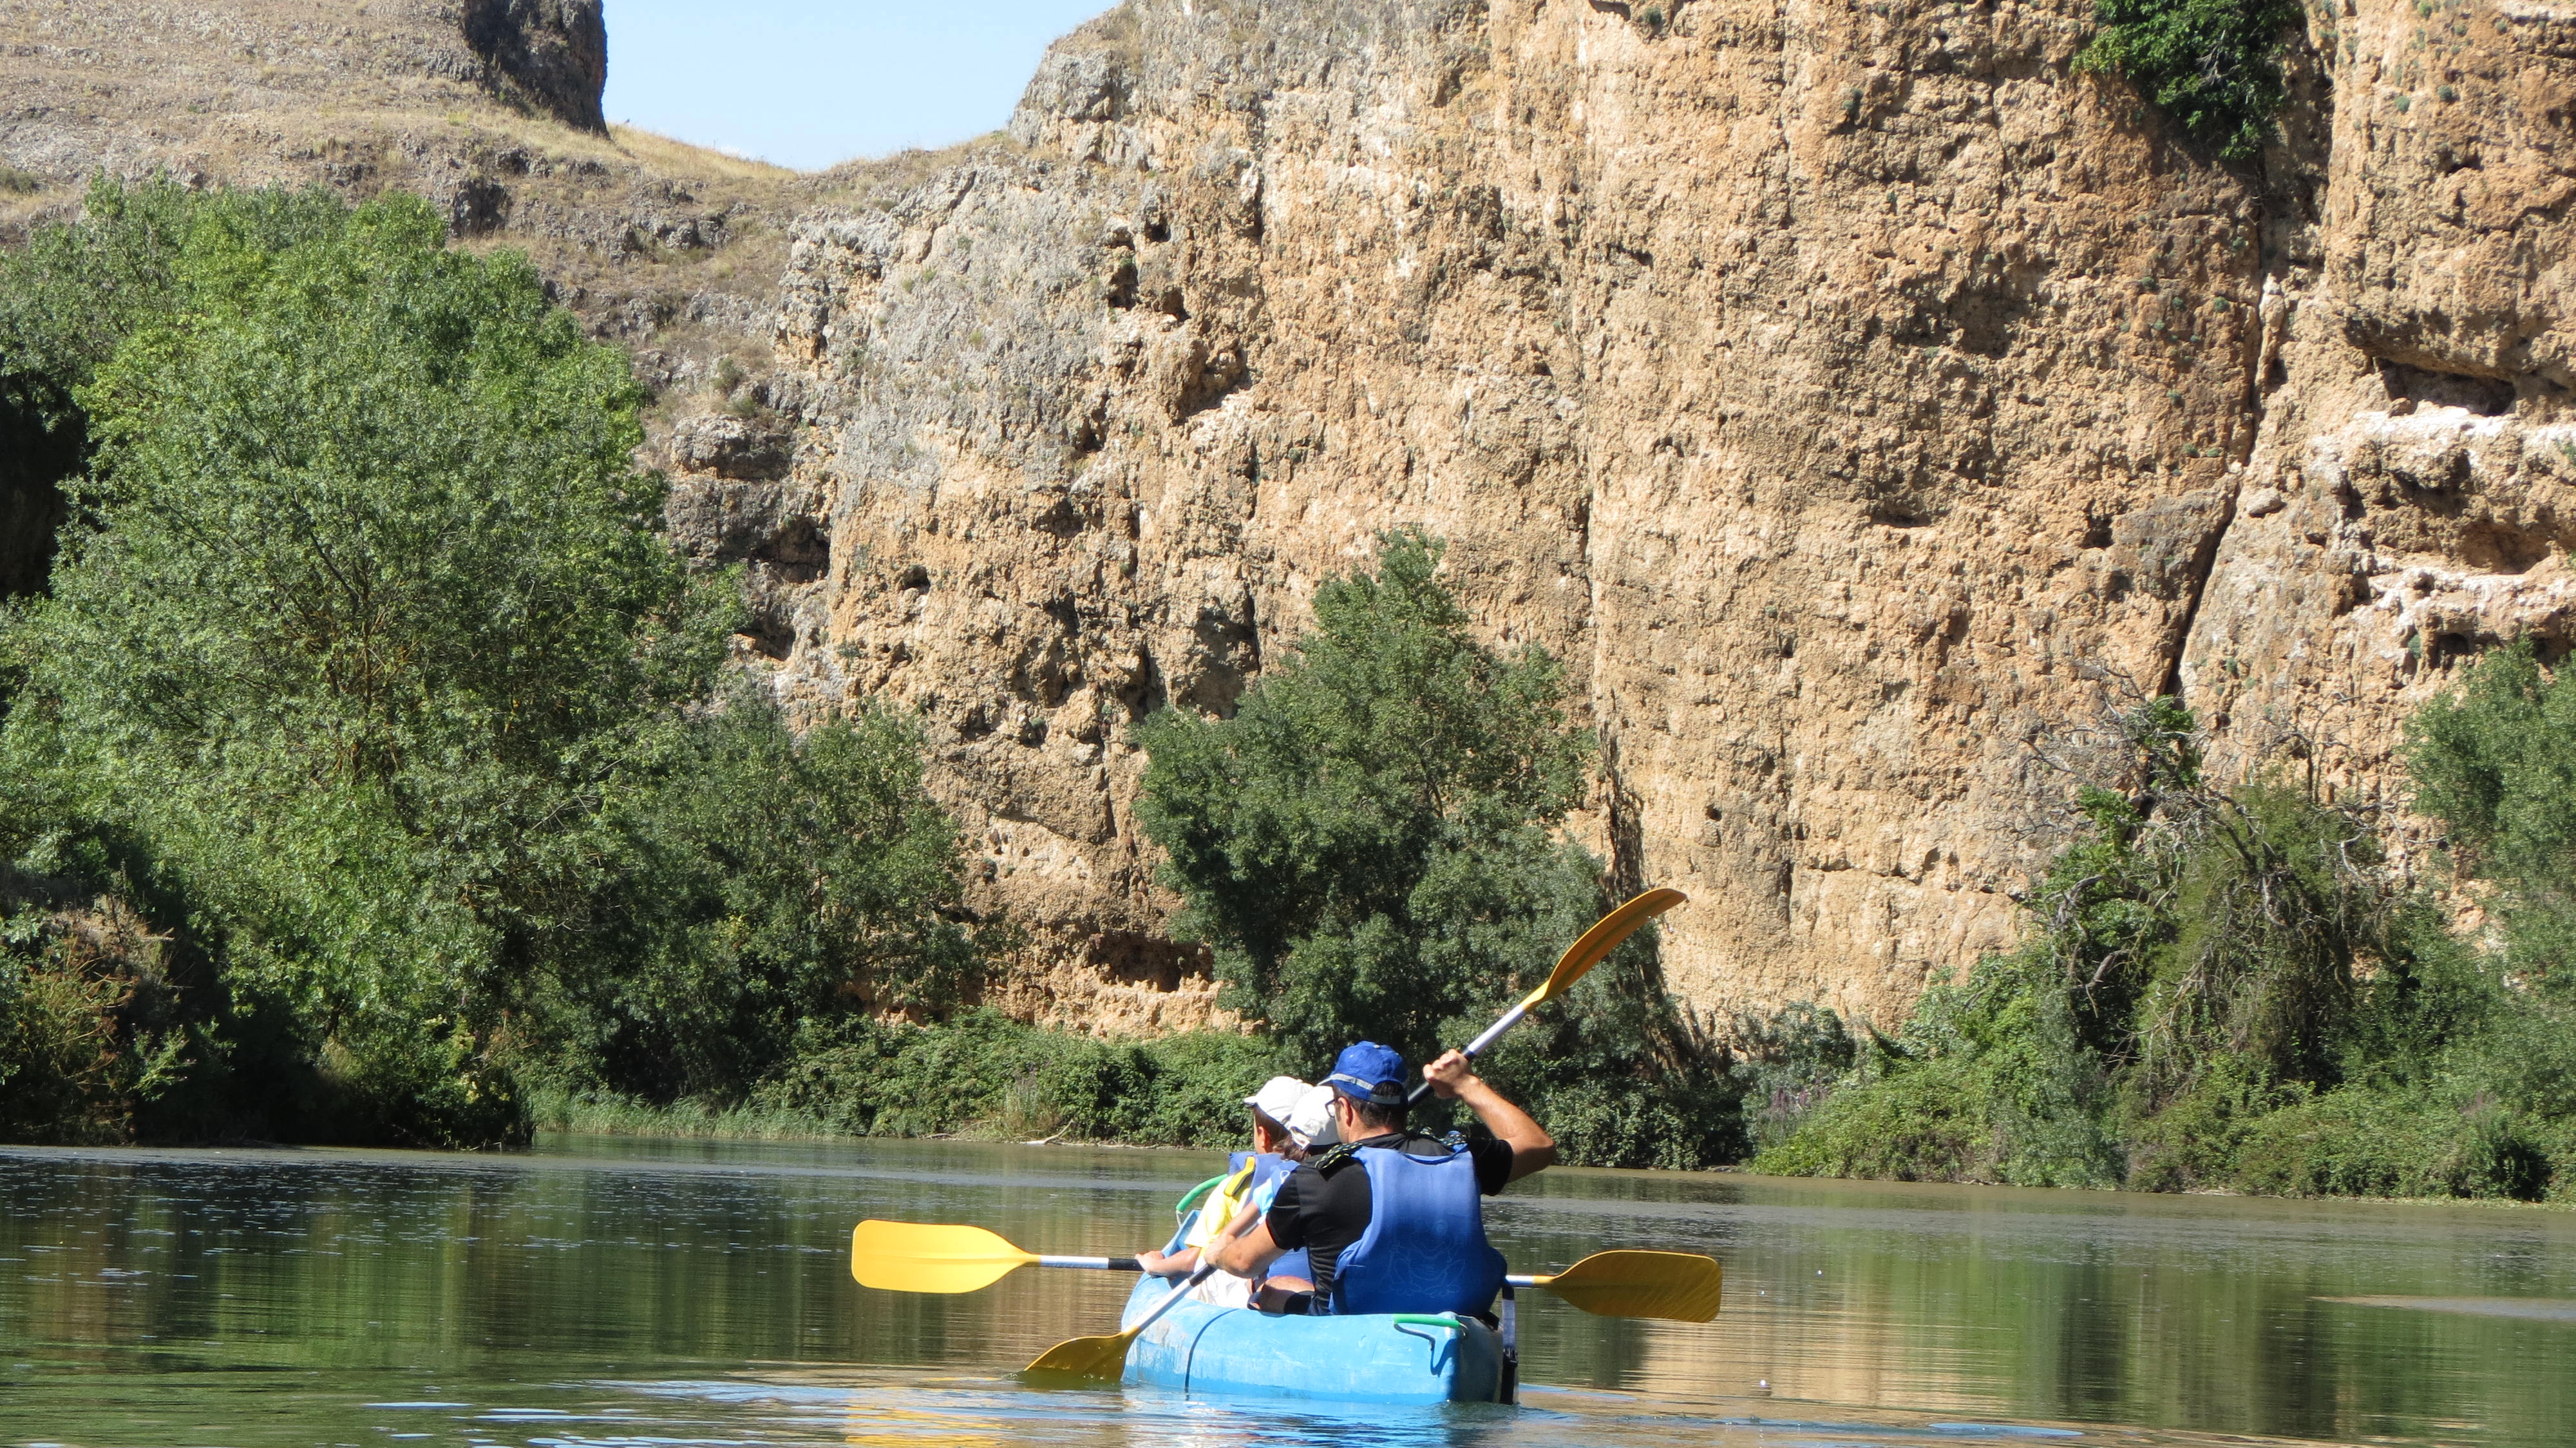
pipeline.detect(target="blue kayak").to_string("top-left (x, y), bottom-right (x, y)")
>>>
top-left (1115, 1273), bottom-right (1508, 1404)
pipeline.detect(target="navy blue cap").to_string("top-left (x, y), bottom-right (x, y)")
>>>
top-left (1323, 1041), bottom-right (1408, 1107)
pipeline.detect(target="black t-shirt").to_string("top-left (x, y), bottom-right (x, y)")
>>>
top-left (1264, 1133), bottom-right (1517, 1301)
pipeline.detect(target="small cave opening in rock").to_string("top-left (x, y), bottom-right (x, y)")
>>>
top-left (739, 611), bottom-right (795, 662)
top-left (2380, 359), bottom-right (2515, 417)
top-left (2456, 520), bottom-right (2562, 575)
top-left (1085, 931), bottom-right (1213, 991)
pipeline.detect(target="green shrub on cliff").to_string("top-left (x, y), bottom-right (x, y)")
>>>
top-left (1757, 692), bottom-right (2576, 1200)
top-left (2408, 639), bottom-right (2576, 985)
top-left (2077, 0), bottom-right (2306, 162)
top-left (1134, 531), bottom-right (1739, 1168)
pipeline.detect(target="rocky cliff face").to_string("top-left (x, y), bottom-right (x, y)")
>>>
top-left (2182, 0), bottom-right (2576, 822)
top-left (462, 0), bottom-right (609, 131)
top-left (742, 0), bottom-right (2576, 1033)
top-left (8, 0), bottom-right (2572, 1036)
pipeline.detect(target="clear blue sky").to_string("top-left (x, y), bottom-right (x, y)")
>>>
top-left (602, 1), bottom-right (1119, 171)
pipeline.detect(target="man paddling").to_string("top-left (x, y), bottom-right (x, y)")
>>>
top-left (1213, 1041), bottom-right (1556, 1317)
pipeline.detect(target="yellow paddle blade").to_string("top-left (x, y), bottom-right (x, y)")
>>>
top-left (1024, 1326), bottom-right (1139, 1382)
top-left (849, 1220), bottom-right (1037, 1294)
top-left (1530, 1250), bottom-right (1723, 1322)
top-left (1520, 888), bottom-right (1688, 1011)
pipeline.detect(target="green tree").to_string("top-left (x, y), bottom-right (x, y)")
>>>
top-left (1754, 698), bottom-right (2535, 1196)
top-left (1, 185), bottom-right (731, 1143)
top-left (2407, 638), bottom-right (2576, 981)
top-left (0, 180), bottom-right (1003, 1148)
top-left (2076, 0), bottom-right (2305, 162)
top-left (0, 180), bottom-right (1020, 1139)
top-left (1135, 530), bottom-right (1738, 1167)
top-left (1, 181), bottom-right (355, 596)
top-left (567, 690), bottom-right (990, 1103)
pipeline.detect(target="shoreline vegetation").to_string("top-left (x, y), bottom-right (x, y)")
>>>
top-left (4, 181), bottom-right (2572, 1204)
top-left (1744, 669), bottom-right (2576, 1204)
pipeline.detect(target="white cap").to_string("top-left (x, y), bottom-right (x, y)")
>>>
top-left (1244, 1075), bottom-right (1311, 1126)
top-left (1284, 1083), bottom-right (1341, 1149)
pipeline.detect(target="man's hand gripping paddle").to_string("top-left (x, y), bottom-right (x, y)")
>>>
top-left (1405, 887), bottom-right (1687, 1106)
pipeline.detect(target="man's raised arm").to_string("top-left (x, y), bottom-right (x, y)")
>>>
top-left (1421, 1049), bottom-right (1558, 1183)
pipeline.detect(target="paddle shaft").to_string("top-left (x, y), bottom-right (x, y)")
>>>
top-left (1130, 1261), bottom-right (1219, 1336)
top-left (1040, 1255), bottom-right (1144, 1271)
top-left (1401, 888), bottom-right (1685, 1107)
top-left (1402, 1002), bottom-right (1528, 1105)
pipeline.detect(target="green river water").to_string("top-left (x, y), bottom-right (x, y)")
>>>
top-left (2, 1135), bottom-right (2570, 1448)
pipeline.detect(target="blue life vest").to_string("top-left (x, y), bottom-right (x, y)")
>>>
top-left (1327, 1139), bottom-right (1506, 1317)
top-left (1228, 1150), bottom-right (1294, 1196)
top-left (1227, 1150), bottom-right (1312, 1283)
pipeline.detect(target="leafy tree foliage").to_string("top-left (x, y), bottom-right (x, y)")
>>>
top-left (1757, 691), bottom-right (2575, 1200)
top-left (2077, 0), bottom-right (2305, 162)
top-left (0, 181), bottom-right (989, 1145)
top-left (571, 692), bottom-right (989, 1102)
top-left (1, 182), bottom-right (355, 595)
top-left (1136, 530), bottom-right (1593, 1063)
top-left (1136, 531), bottom-right (1738, 1168)
top-left (2407, 639), bottom-right (2576, 981)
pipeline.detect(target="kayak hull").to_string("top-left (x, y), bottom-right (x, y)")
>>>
top-left (1117, 1275), bottom-right (1506, 1404)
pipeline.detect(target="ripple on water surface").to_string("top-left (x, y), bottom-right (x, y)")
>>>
top-left (2, 1136), bottom-right (2571, 1448)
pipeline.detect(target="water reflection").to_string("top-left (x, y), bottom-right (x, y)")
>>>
top-left (1, 1139), bottom-right (2569, 1447)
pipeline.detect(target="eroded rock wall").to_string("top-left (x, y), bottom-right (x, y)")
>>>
top-left (2183, 0), bottom-right (2576, 839)
top-left (14, 0), bottom-right (2572, 1035)
top-left (764, 0), bottom-right (2306, 1031)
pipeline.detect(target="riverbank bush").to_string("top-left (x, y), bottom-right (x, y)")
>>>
top-left (1135, 531), bottom-right (1741, 1169)
top-left (0, 885), bottom-right (189, 1145)
top-left (1756, 681), bottom-right (2576, 1201)
top-left (0, 180), bottom-right (998, 1148)
top-left (529, 1013), bottom-right (1280, 1148)
top-left (747, 1012), bottom-right (1279, 1146)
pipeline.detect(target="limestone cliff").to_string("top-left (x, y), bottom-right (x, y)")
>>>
top-left (741, 0), bottom-right (2576, 1033)
top-left (8, 0), bottom-right (2573, 1036)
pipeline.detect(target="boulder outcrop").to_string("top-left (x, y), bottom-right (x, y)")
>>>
top-left (460, 0), bottom-right (610, 131)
